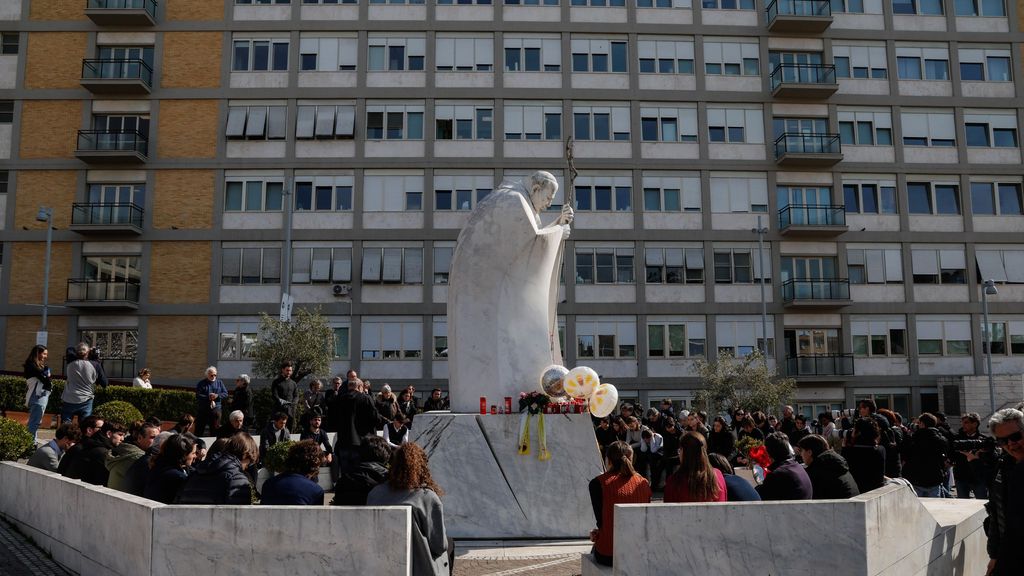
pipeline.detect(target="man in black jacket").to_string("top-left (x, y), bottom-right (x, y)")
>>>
top-left (952, 412), bottom-right (996, 499)
top-left (985, 408), bottom-right (1024, 576)
top-left (270, 361), bottom-right (298, 428)
top-left (901, 413), bottom-right (949, 498)
top-left (333, 378), bottom-right (386, 475)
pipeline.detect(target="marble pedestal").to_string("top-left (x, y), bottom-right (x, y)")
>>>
top-left (412, 412), bottom-right (604, 539)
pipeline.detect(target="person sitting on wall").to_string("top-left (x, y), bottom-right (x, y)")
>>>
top-left (69, 421), bottom-right (126, 486)
top-left (259, 411), bottom-right (290, 466)
top-left (216, 410), bottom-right (247, 440)
top-left (144, 433), bottom-right (197, 504)
top-left (107, 420), bottom-right (160, 492)
top-left (28, 423), bottom-right (80, 473)
top-left (299, 408), bottom-right (334, 466)
top-left (383, 414), bottom-right (410, 449)
top-left (797, 434), bottom-right (860, 500)
top-left (756, 432), bottom-right (813, 501)
top-left (260, 440), bottom-right (325, 506)
top-left (707, 453), bottom-right (761, 502)
top-left (176, 433), bottom-right (258, 505)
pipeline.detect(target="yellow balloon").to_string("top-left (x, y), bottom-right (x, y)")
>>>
top-left (588, 383), bottom-right (619, 418)
top-left (564, 366), bottom-right (599, 399)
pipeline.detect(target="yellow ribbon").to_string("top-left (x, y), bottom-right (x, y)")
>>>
top-left (518, 412), bottom-right (532, 455)
top-left (537, 413), bottom-right (551, 461)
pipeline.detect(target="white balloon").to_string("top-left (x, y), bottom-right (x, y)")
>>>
top-left (564, 366), bottom-right (599, 399)
top-left (589, 383), bottom-right (619, 418)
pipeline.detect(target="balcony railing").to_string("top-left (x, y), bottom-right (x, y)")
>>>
top-left (76, 130), bottom-right (148, 162)
top-left (785, 354), bottom-right (855, 377)
top-left (774, 132), bottom-right (842, 165)
top-left (770, 64), bottom-right (838, 96)
top-left (766, 0), bottom-right (832, 31)
top-left (781, 278), bottom-right (851, 304)
top-left (81, 59), bottom-right (153, 92)
top-left (67, 279), bottom-right (141, 307)
top-left (778, 204), bottom-right (846, 229)
top-left (71, 203), bottom-right (144, 231)
top-left (85, 0), bottom-right (158, 25)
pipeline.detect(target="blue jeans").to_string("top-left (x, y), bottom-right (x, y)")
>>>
top-left (954, 475), bottom-right (989, 499)
top-left (61, 398), bottom-right (94, 424)
top-left (913, 484), bottom-right (942, 498)
top-left (27, 394), bottom-right (49, 441)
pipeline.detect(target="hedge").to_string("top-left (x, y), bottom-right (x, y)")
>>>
top-left (0, 376), bottom-right (194, 422)
top-left (0, 417), bottom-right (34, 461)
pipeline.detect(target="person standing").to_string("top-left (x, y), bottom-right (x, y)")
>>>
top-left (333, 378), bottom-right (387, 475)
top-left (397, 388), bottom-right (418, 427)
top-left (133, 368), bottom-right (152, 389)
top-left (901, 413), bottom-right (949, 498)
top-left (229, 374), bottom-right (254, 431)
top-left (984, 408), bottom-right (1024, 576)
top-left (952, 413), bottom-right (996, 499)
top-left (62, 343), bottom-right (106, 424)
top-left (271, 361), bottom-right (298, 429)
top-left (194, 367), bottom-right (228, 436)
top-left (587, 441), bottom-right (652, 567)
top-left (23, 345), bottom-right (52, 443)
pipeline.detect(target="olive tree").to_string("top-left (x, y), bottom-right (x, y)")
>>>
top-left (251, 308), bottom-right (334, 382)
top-left (692, 350), bottom-right (796, 417)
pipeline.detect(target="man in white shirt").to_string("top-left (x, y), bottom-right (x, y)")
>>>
top-left (636, 428), bottom-right (664, 484)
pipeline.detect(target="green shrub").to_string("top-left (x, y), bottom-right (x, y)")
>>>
top-left (263, 439), bottom-right (294, 473)
top-left (0, 418), bottom-right (35, 461)
top-left (0, 376), bottom-right (194, 422)
top-left (93, 400), bottom-right (144, 426)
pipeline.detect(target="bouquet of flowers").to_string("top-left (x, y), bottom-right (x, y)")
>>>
top-left (735, 435), bottom-right (772, 469)
top-left (519, 391), bottom-right (551, 415)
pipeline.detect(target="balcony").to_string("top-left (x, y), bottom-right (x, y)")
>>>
top-left (70, 203), bottom-right (144, 234)
top-left (781, 278), bottom-right (851, 307)
top-left (66, 279), bottom-right (141, 309)
top-left (770, 64), bottom-right (838, 99)
top-left (766, 0), bottom-right (832, 32)
top-left (785, 354), bottom-right (855, 377)
top-left (75, 130), bottom-right (148, 163)
top-left (774, 132), bottom-right (842, 166)
top-left (778, 205), bottom-right (848, 236)
top-left (85, 0), bottom-right (157, 26)
top-left (80, 59), bottom-right (152, 94)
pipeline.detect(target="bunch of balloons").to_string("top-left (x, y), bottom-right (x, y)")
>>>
top-left (539, 365), bottom-right (619, 418)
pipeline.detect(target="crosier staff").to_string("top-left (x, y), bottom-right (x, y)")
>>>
top-left (547, 139), bottom-right (577, 360)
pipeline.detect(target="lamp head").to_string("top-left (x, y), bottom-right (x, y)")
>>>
top-left (984, 279), bottom-right (998, 296)
top-left (35, 207), bottom-right (51, 223)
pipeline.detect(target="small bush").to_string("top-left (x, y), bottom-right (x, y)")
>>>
top-left (263, 439), bottom-right (295, 473)
top-left (0, 418), bottom-right (35, 461)
top-left (94, 400), bottom-right (144, 426)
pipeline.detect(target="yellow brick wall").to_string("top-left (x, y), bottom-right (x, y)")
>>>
top-left (162, 32), bottom-right (223, 89)
top-left (146, 316), bottom-right (209, 379)
top-left (157, 100), bottom-right (219, 159)
top-left (166, 0), bottom-right (224, 21)
top-left (25, 32), bottom-right (87, 89)
top-left (29, 0), bottom-right (88, 20)
top-left (153, 170), bottom-right (215, 230)
top-left (7, 242), bottom-right (72, 306)
top-left (5, 317), bottom-right (68, 374)
top-left (19, 100), bottom-right (81, 159)
top-left (14, 171), bottom-right (78, 230)
top-left (148, 241), bottom-right (211, 304)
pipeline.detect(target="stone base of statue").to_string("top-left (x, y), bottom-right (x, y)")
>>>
top-left (412, 412), bottom-right (603, 539)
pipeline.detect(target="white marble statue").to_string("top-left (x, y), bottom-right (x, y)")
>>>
top-left (447, 171), bottom-right (574, 413)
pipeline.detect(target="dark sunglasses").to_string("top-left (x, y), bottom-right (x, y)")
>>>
top-left (996, 430), bottom-right (1023, 445)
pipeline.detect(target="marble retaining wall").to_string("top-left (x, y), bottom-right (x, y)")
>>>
top-left (610, 485), bottom-right (988, 576)
top-left (0, 462), bottom-right (412, 576)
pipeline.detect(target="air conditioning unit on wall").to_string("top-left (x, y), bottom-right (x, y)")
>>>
top-left (332, 284), bottom-right (352, 297)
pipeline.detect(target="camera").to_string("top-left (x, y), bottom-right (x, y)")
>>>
top-left (951, 437), bottom-right (995, 452)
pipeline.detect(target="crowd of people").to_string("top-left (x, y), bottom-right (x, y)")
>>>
top-left (588, 399), bottom-right (1024, 575)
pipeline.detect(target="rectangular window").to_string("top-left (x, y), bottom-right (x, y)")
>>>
top-left (221, 246), bottom-right (281, 285)
top-left (900, 110), bottom-right (956, 147)
top-left (702, 0), bottom-right (754, 8)
top-left (361, 246), bottom-right (424, 285)
top-left (916, 317), bottom-right (971, 357)
top-left (847, 247), bottom-right (903, 284)
top-left (911, 247), bottom-right (966, 284)
top-left (504, 36), bottom-right (561, 72)
top-left (647, 321), bottom-right (706, 358)
top-left (851, 317), bottom-right (907, 357)
top-left (709, 175), bottom-right (769, 213)
top-left (837, 109), bottom-right (893, 146)
top-left (570, 39), bottom-right (629, 73)
top-left (219, 320), bottom-right (258, 361)
top-left (572, 106), bottom-right (630, 141)
top-left (703, 41), bottom-right (759, 77)
top-left (232, 39), bottom-right (289, 72)
top-left (365, 104), bottom-right (424, 140)
top-left (291, 246), bottom-right (352, 284)
top-left (434, 174), bottom-right (492, 211)
top-left (295, 104), bottom-right (355, 139)
top-left (1, 33), bottom-right (18, 55)
top-left (713, 248), bottom-right (771, 284)
top-left (637, 39), bottom-right (694, 75)
top-left (574, 176), bottom-right (632, 212)
top-left (975, 250), bottom-right (1024, 284)
top-left (963, 113), bottom-right (1018, 148)
top-left (644, 246), bottom-right (704, 284)
top-left (225, 179), bottom-right (285, 212)
top-left (294, 178), bottom-right (353, 211)
top-left (576, 318), bottom-right (637, 359)
top-left (504, 103), bottom-right (562, 141)
top-left (298, 36), bottom-right (358, 72)
top-left (971, 181), bottom-right (1023, 216)
top-left (641, 174), bottom-right (700, 212)
top-left (843, 181), bottom-right (897, 214)
top-left (640, 107), bottom-right (698, 142)
top-left (368, 36), bottom-right (426, 71)
top-left (707, 107), bottom-right (764, 144)
top-left (833, 44), bottom-right (888, 79)
top-left (716, 317), bottom-right (775, 358)
top-left (363, 173), bottom-right (424, 211)
top-left (226, 105), bottom-right (287, 140)
top-left (435, 104), bottom-right (494, 140)
top-left (361, 319), bottom-right (422, 360)
top-left (907, 182), bottom-right (960, 216)
top-left (954, 0), bottom-right (1004, 15)
top-left (0, 101), bottom-right (12, 124)
top-left (575, 247), bottom-right (635, 284)
top-left (436, 36), bottom-right (494, 72)
top-left (433, 245), bottom-right (454, 285)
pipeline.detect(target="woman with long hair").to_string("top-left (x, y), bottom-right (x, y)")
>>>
top-left (144, 433), bottom-right (197, 504)
top-left (23, 345), bottom-right (52, 443)
top-left (177, 432), bottom-right (258, 505)
top-left (367, 443), bottom-right (451, 576)
top-left (707, 415), bottom-right (737, 460)
top-left (588, 441), bottom-right (652, 567)
top-left (664, 432), bottom-right (726, 503)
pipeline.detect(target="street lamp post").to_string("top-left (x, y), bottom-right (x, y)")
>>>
top-left (753, 215), bottom-right (769, 362)
top-left (982, 279), bottom-right (998, 416)
top-left (36, 207), bottom-right (54, 346)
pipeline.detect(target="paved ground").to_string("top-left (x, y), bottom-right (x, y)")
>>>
top-left (0, 519), bottom-right (73, 576)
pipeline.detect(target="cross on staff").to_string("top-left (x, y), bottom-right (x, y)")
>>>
top-left (565, 137), bottom-right (578, 219)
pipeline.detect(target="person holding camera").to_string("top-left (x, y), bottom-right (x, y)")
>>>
top-left (61, 343), bottom-right (108, 424)
top-left (952, 413), bottom-right (996, 499)
top-left (984, 408), bottom-right (1024, 576)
